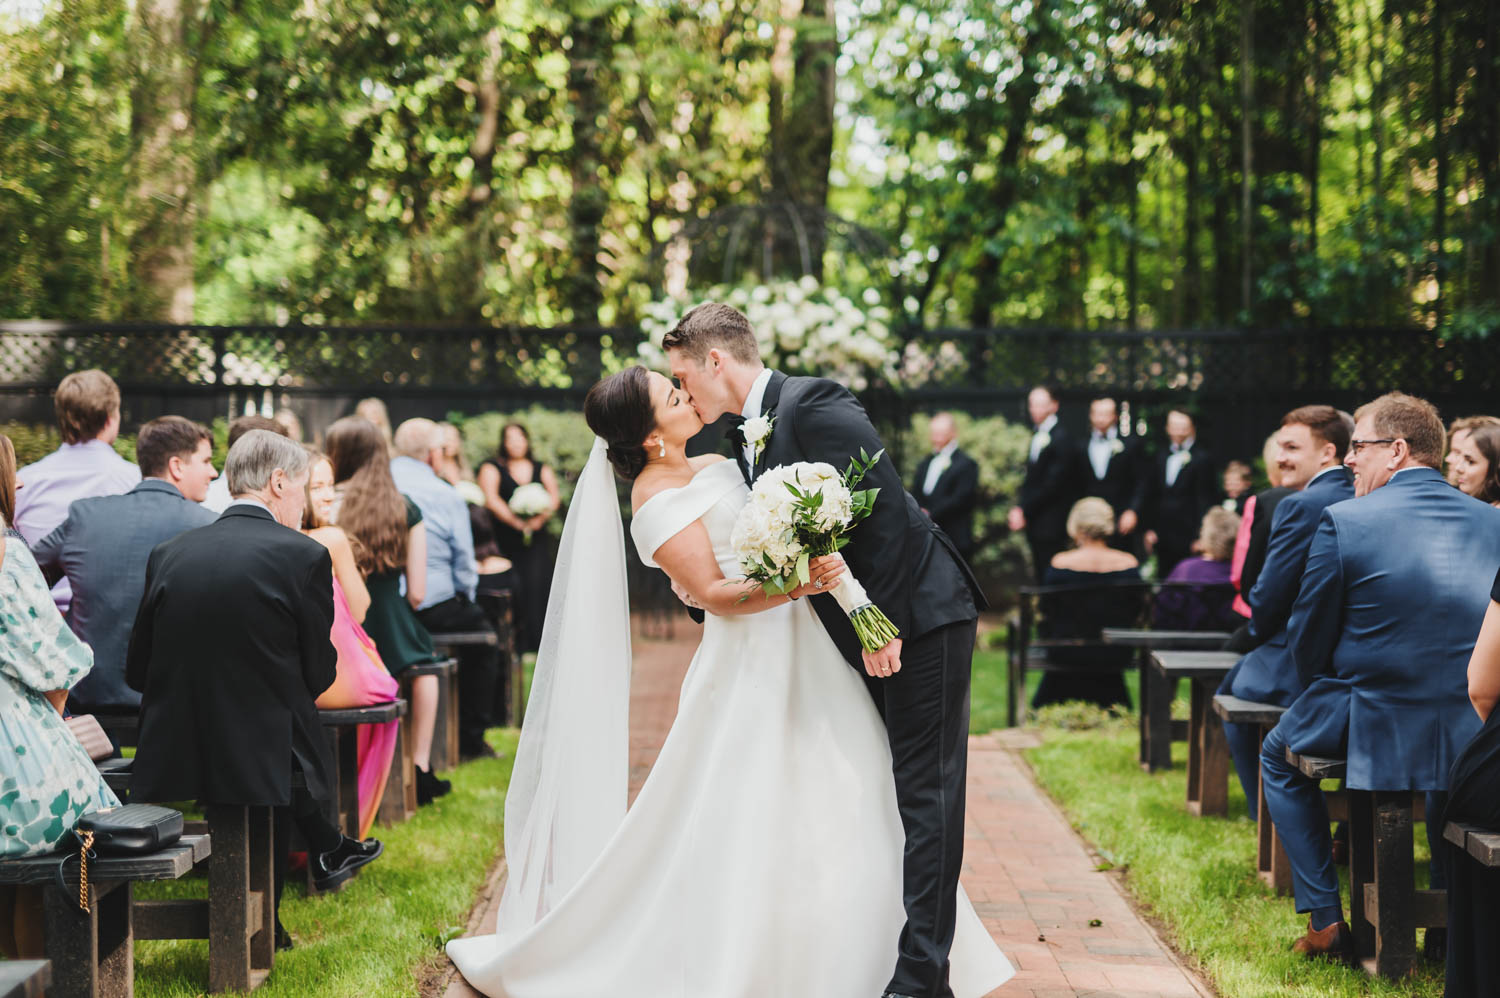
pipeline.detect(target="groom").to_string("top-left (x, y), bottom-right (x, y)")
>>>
top-left (665, 302), bottom-right (984, 998)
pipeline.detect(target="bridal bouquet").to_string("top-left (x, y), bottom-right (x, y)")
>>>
top-left (510, 482), bottom-right (552, 544)
top-left (729, 450), bottom-right (900, 652)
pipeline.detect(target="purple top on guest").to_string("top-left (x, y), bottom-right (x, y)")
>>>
top-left (1152, 556), bottom-right (1238, 632)
top-left (15, 440), bottom-right (141, 611)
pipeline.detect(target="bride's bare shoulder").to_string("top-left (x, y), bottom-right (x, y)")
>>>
top-left (688, 454), bottom-right (729, 471)
top-left (631, 467), bottom-right (694, 514)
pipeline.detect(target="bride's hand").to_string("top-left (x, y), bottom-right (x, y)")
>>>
top-left (789, 555), bottom-right (847, 600)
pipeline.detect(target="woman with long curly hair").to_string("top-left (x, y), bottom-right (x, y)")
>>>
top-left (324, 417), bottom-right (449, 804)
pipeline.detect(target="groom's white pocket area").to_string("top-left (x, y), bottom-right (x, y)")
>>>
top-left (729, 450), bottom-right (900, 651)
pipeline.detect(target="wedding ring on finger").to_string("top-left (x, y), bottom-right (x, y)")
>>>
top-left (813, 576), bottom-right (825, 589)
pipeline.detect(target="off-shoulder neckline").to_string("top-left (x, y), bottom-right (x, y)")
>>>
top-left (633, 460), bottom-right (739, 516)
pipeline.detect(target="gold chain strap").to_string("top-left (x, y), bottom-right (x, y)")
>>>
top-left (76, 829), bottom-right (95, 914)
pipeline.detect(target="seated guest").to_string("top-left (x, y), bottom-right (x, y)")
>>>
top-left (391, 418), bottom-right (504, 758)
top-left (32, 416), bottom-right (218, 714)
top-left (1152, 507), bottom-right (1240, 632)
top-left (325, 417), bottom-right (450, 803)
top-left (127, 431), bottom-right (381, 947)
top-left (1221, 461), bottom-right (1253, 515)
top-left (303, 451), bottom-right (400, 839)
top-left (1449, 421), bottom-right (1500, 506)
top-left (0, 433), bottom-right (119, 958)
top-left (1032, 497), bottom-right (1142, 712)
top-left (14, 370), bottom-right (141, 612)
top-left (1227, 432), bottom-right (1292, 627)
top-left (1445, 415), bottom-right (1500, 487)
top-left (1219, 406), bottom-right (1355, 817)
top-left (202, 415), bottom-right (289, 513)
top-left (912, 412), bottom-right (980, 563)
top-left (1446, 573), bottom-right (1500, 994)
top-left (355, 397), bottom-right (395, 455)
top-left (1259, 393), bottom-right (1500, 961)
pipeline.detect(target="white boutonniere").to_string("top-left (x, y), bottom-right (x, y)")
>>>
top-left (1221, 498), bottom-right (1237, 512)
top-left (1034, 431), bottom-right (1051, 451)
top-left (1110, 438), bottom-right (1125, 456)
top-left (744, 413), bottom-right (775, 465)
top-left (1180, 451), bottom-right (1192, 464)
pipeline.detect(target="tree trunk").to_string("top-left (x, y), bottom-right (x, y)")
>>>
top-left (1239, 0), bottom-right (1255, 321)
top-left (567, 11), bottom-right (609, 325)
top-left (767, 0), bottom-right (836, 279)
top-left (127, 0), bottom-right (198, 322)
top-left (1183, 100), bottom-right (1203, 326)
top-left (1431, 0), bottom-right (1446, 320)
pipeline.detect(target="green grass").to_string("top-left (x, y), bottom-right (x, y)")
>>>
top-left (968, 648), bottom-right (1142, 734)
top-left (1024, 717), bottom-right (1443, 997)
top-left (133, 727), bottom-right (518, 997)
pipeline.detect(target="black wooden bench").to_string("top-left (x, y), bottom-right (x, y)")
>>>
top-left (1285, 746), bottom-right (1444, 979)
top-left (0, 960), bottom-right (50, 998)
top-left (95, 759), bottom-right (277, 992)
top-left (475, 587), bottom-right (524, 726)
top-left (0, 833), bottom-right (210, 998)
top-left (1444, 821), bottom-right (1500, 867)
top-left (309, 701), bottom-right (404, 891)
top-left (1212, 694), bottom-right (1289, 892)
top-left (1105, 628), bottom-right (1231, 771)
top-left (1150, 651), bottom-right (1237, 816)
top-left (396, 657), bottom-right (458, 776)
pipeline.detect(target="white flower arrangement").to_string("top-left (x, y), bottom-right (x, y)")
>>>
top-left (742, 414), bottom-right (774, 464)
top-left (729, 451), bottom-right (899, 652)
top-left (639, 278), bottom-right (898, 391)
top-left (509, 482), bottom-right (552, 518)
top-left (1110, 438), bottom-right (1125, 456)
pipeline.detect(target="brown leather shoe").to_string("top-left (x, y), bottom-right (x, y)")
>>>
top-left (1291, 918), bottom-right (1356, 965)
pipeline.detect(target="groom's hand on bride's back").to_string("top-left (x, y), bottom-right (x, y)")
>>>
top-left (862, 638), bottom-right (903, 678)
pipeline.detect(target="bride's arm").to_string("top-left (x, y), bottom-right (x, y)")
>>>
top-left (652, 521), bottom-right (844, 616)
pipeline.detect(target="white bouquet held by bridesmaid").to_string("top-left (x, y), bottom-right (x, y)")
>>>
top-left (730, 450), bottom-right (901, 652)
top-left (509, 481), bottom-right (552, 543)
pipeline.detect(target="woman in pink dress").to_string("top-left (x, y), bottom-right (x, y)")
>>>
top-left (301, 451), bottom-right (400, 838)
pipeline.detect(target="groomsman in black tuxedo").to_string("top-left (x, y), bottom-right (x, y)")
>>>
top-left (1009, 385), bottom-right (1079, 581)
top-left (912, 412), bottom-right (980, 563)
top-left (1078, 397), bottom-right (1146, 552)
top-left (1145, 409), bottom-right (1219, 577)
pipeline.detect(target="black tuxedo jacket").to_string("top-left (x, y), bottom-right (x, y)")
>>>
top-left (1146, 443), bottom-right (1220, 547)
top-left (736, 372), bottom-right (983, 670)
top-left (912, 448), bottom-right (979, 558)
top-left (1018, 423), bottom-right (1078, 543)
top-left (1078, 433), bottom-right (1147, 520)
top-left (126, 505), bottom-right (338, 807)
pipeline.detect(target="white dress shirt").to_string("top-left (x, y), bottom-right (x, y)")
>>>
top-left (923, 442), bottom-right (959, 496)
top-left (1087, 429), bottom-right (1119, 481)
top-left (1165, 437), bottom-right (1196, 487)
top-left (739, 368), bottom-right (774, 469)
top-left (1029, 414), bottom-right (1058, 464)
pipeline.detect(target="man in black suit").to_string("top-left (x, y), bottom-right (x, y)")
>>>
top-left (1145, 409), bottom-right (1219, 577)
top-left (1009, 385), bottom-right (1078, 581)
top-left (1078, 397), bottom-right (1146, 552)
top-left (127, 430), bottom-right (381, 947)
top-left (665, 302), bottom-right (983, 998)
top-left (912, 412), bottom-right (980, 562)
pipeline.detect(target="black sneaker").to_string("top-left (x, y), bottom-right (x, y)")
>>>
top-left (416, 765), bottom-right (452, 805)
top-left (311, 835), bottom-right (383, 892)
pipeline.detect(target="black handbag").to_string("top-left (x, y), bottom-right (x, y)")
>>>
top-left (56, 804), bottom-right (184, 912)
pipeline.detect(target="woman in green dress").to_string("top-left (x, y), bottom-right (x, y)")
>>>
top-left (0, 434), bottom-right (119, 956)
top-left (325, 417), bottom-right (451, 805)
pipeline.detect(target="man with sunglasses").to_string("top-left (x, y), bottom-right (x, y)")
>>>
top-left (1257, 392), bottom-right (1500, 963)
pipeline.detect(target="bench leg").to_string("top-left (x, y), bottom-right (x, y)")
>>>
top-left (44, 879), bottom-right (131, 998)
top-left (446, 667), bottom-right (462, 766)
top-left (379, 713), bottom-right (414, 825)
top-left (1348, 789), bottom-right (1377, 962)
top-left (1369, 791), bottom-right (1417, 979)
top-left (1254, 725), bottom-right (1294, 895)
top-left (337, 725), bottom-right (360, 837)
top-left (1190, 678), bottom-right (1229, 817)
top-left (208, 804), bottom-right (254, 994)
top-left (248, 805), bottom-right (275, 977)
top-left (429, 671), bottom-right (452, 772)
top-left (1144, 666), bottom-right (1174, 772)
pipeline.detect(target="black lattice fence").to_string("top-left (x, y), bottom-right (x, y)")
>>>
top-left (1, 321), bottom-right (1494, 464)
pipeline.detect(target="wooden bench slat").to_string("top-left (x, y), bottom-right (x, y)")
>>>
top-left (429, 631), bottom-right (499, 647)
top-left (134, 898), bottom-right (210, 940)
top-left (1211, 693), bottom-right (1288, 726)
top-left (319, 702), bottom-right (403, 726)
top-left (1284, 746), bottom-right (1347, 780)
top-left (0, 833), bottom-right (209, 885)
top-left (1150, 650), bottom-right (1240, 679)
top-left (405, 658), bottom-right (456, 678)
top-left (1102, 628), bottom-right (1231, 649)
top-left (1363, 885), bottom-right (1447, 930)
top-left (0, 959), bottom-right (50, 998)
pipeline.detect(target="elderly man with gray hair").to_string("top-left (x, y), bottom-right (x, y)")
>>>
top-left (127, 429), bottom-right (382, 951)
top-left (390, 418), bottom-right (503, 759)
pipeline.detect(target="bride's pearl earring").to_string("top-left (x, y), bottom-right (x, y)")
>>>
top-left (658, 439), bottom-right (666, 458)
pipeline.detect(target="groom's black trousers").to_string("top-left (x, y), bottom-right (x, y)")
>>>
top-left (860, 618), bottom-right (975, 998)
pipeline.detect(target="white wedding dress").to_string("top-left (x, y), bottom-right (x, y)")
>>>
top-left (447, 455), bottom-right (1013, 997)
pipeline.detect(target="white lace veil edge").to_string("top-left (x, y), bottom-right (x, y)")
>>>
top-left (492, 436), bottom-right (631, 936)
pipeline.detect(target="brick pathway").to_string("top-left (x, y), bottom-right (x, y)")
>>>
top-left (443, 619), bottom-right (1214, 998)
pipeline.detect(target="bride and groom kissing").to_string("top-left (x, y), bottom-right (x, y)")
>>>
top-left (447, 302), bottom-right (1012, 997)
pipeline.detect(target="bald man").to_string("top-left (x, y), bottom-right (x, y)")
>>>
top-left (912, 413), bottom-right (980, 563)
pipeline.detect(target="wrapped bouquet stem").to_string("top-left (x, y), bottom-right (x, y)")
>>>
top-left (730, 449), bottom-right (900, 653)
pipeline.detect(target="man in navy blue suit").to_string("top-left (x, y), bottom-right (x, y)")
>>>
top-left (1219, 405), bottom-right (1355, 818)
top-left (1260, 393), bottom-right (1500, 961)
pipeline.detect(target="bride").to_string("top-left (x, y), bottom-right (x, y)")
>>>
top-left (446, 366), bottom-right (1013, 997)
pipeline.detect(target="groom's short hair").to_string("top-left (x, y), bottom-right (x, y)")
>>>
top-left (661, 302), bottom-right (761, 365)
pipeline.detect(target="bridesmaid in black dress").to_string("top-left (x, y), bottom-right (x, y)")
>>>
top-left (1444, 565), bottom-right (1500, 995)
top-left (476, 423), bottom-right (559, 653)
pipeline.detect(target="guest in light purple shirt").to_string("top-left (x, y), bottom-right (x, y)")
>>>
top-left (1153, 506), bottom-right (1241, 632)
top-left (13, 370), bottom-right (140, 611)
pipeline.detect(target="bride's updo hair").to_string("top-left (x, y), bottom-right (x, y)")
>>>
top-left (584, 366), bottom-right (655, 480)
